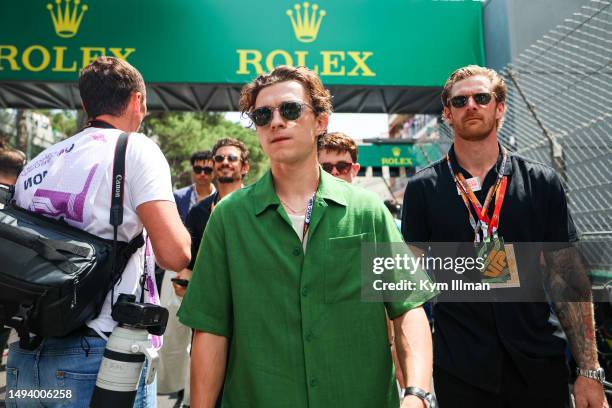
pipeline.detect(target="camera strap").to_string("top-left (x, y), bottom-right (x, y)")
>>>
top-left (110, 133), bottom-right (129, 308)
top-left (108, 132), bottom-right (148, 309)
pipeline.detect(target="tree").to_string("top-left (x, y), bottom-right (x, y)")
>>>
top-left (34, 109), bottom-right (78, 139)
top-left (144, 112), bottom-right (267, 187)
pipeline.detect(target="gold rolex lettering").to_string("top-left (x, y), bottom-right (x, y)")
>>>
top-left (320, 51), bottom-right (345, 76)
top-left (0, 45), bottom-right (20, 71)
top-left (347, 51), bottom-right (375, 77)
top-left (52, 46), bottom-right (77, 72)
top-left (109, 48), bottom-right (136, 60)
top-left (382, 157), bottom-right (413, 166)
top-left (236, 49), bottom-right (264, 75)
top-left (236, 49), bottom-right (375, 78)
top-left (265, 50), bottom-right (293, 72)
top-left (22, 45), bottom-right (51, 72)
top-left (81, 47), bottom-right (106, 68)
top-left (294, 50), bottom-right (310, 67)
top-left (0, 45), bottom-right (137, 73)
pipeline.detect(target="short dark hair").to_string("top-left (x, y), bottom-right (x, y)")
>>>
top-left (239, 65), bottom-right (333, 116)
top-left (78, 56), bottom-right (146, 119)
top-left (190, 150), bottom-right (213, 166)
top-left (0, 147), bottom-right (26, 180)
top-left (317, 132), bottom-right (358, 162)
top-left (212, 138), bottom-right (249, 163)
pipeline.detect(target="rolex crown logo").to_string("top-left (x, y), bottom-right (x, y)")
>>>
top-left (392, 147), bottom-right (401, 157)
top-left (47, 0), bottom-right (88, 39)
top-left (286, 2), bottom-right (326, 43)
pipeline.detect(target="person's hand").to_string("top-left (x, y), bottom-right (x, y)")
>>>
top-left (400, 395), bottom-right (427, 408)
top-left (573, 376), bottom-right (608, 408)
top-left (172, 269), bottom-right (192, 298)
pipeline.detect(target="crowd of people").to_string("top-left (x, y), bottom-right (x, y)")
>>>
top-left (0, 56), bottom-right (607, 408)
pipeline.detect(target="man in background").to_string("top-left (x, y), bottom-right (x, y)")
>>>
top-left (174, 151), bottom-right (216, 223)
top-left (317, 131), bottom-right (360, 183)
top-left (176, 137), bottom-right (250, 296)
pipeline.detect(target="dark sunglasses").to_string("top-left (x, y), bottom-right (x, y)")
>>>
top-left (193, 165), bottom-right (213, 175)
top-left (449, 92), bottom-right (495, 108)
top-left (248, 101), bottom-right (314, 127)
top-left (321, 161), bottom-right (353, 175)
top-left (213, 154), bottom-right (240, 163)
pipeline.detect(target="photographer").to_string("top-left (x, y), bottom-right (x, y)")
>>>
top-left (6, 56), bottom-right (190, 408)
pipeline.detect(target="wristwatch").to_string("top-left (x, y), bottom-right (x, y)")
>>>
top-left (576, 367), bottom-right (606, 384)
top-left (402, 386), bottom-right (436, 408)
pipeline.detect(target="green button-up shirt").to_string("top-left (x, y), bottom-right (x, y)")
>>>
top-left (178, 169), bottom-right (434, 408)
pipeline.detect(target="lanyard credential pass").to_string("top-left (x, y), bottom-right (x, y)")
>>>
top-left (446, 148), bottom-right (509, 242)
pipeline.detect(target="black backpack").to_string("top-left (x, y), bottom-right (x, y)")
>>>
top-left (0, 133), bottom-right (144, 349)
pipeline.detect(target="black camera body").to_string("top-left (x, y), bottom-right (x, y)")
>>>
top-left (111, 294), bottom-right (168, 336)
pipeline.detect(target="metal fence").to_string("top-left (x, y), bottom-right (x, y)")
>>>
top-left (435, 0), bottom-right (612, 273)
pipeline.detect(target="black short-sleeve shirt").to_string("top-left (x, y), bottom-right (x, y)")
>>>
top-left (401, 144), bottom-right (577, 392)
top-left (185, 192), bottom-right (218, 270)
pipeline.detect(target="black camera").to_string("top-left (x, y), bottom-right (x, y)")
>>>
top-left (111, 294), bottom-right (168, 336)
top-left (92, 294), bottom-right (168, 407)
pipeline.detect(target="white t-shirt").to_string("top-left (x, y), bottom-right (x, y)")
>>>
top-left (15, 126), bottom-right (174, 333)
top-left (288, 213), bottom-right (309, 251)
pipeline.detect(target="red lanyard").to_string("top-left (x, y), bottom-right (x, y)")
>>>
top-left (446, 148), bottom-right (509, 240)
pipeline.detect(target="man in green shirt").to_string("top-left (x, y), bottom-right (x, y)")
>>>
top-left (178, 66), bottom-right (435, 408)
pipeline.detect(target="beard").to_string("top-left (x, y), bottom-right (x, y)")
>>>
top-left (454, 115), bottom-right (497, 141)
top-left (216, 164), bottom-right (241, 183)
top-left (218, 175), bottom-right (238, 183)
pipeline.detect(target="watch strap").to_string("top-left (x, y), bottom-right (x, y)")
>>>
top-left (402, 386), bottom-right (434, 407)
top-left (576, 367), bottom-right (605, 384)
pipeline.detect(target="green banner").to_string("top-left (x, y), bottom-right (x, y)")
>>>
top-left (0, 1), bottom-right (484, 86)
top-left (358, 143), bottom-right (441, 167)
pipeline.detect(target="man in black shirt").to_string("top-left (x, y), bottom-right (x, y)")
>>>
top-left (402, 65), bottom-right (606, 407)
top-left (175, 137), bottom-right (250, 295)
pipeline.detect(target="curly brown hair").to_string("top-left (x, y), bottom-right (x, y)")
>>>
top-left (317, 132), bottom-right (358, 162)
top-left (239, 65), bottom-right (333, 116)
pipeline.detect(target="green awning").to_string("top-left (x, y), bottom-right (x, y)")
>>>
top-left (0, 0), bottom-right (485, 112)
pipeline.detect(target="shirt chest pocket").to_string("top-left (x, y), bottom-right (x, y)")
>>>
top-left (324, 233), bottom-right (366, 304)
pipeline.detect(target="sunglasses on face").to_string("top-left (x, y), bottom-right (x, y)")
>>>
top-left (193, 166), bottom-right (213, 175)
top-left (213, 154), bottom-right (241, 163)
top-left (248, 101), bottom-right (314, 127)
top-left (449, 92), bottom-right (495, 108)
top-left (321, 161), bottom-right (353, 175)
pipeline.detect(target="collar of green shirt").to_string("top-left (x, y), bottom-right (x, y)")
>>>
top-left (252, 167), bottom-right (348, 216)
